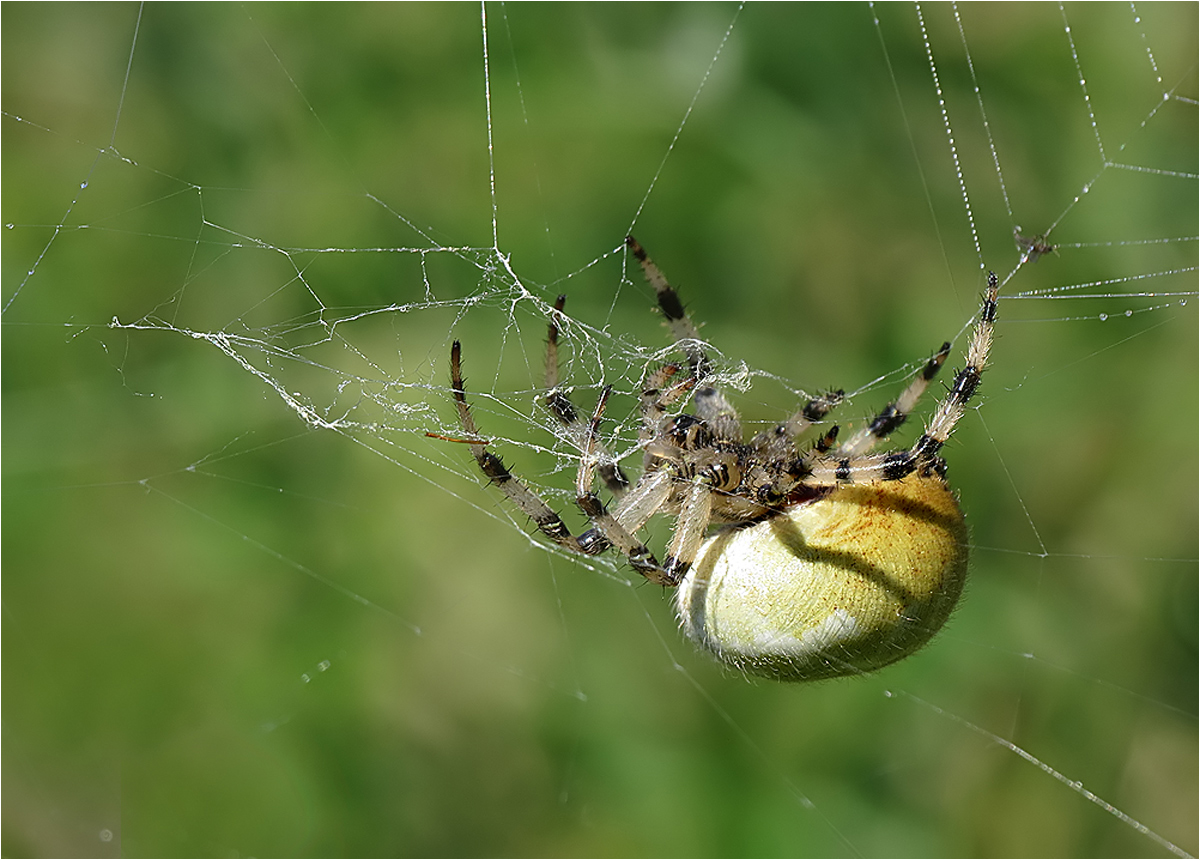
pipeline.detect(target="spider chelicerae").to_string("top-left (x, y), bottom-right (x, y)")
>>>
top-left (447, 236), bottom-right (998, 680)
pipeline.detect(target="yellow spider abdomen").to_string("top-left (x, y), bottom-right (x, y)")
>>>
top-left (675, 475), bottom-right (968, 681)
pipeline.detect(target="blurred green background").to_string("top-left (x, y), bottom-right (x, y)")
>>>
top-left (4, 3), bottom-right (1196, 857)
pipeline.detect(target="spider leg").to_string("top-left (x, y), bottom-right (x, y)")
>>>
top-left (737, 390), bottom-right (843, 507)
top-left (750, 389), bottom-right (844, 458)
top-left (662, 477), bottom-right (714, 585)
top-left (692, 385), bottom-right (742, 442)
top-left (803, 272), bottom-right (999, 486)
top-left (610, 469), bottom-right (674, 533)
top-left (452, 340), bottom-right (673, 583)
top-left (626, 235), bottom-right (711, 380)
top-left (544, 294), bottom-right (580, 425)
top-left (915, 272), bottom-right (999, 461)
top-left (545, 294), bottom-right (630, 498)
top-left (638, 362), bottom-right (692, 444)
top-left (451, 340), bottom-right (588, 554)
top-left (834, 341), bottom-right (950, 458)
top-left (574, 386), bottom-right (668, 583)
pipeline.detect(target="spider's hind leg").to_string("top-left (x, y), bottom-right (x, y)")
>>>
top-left (805, 271), bottom-right (1000, 486)
top-left (834, 340), bottom-right (951, 458)
top-left (750, 389), bottom-right (845, 457)
top-left (451, 341), bottom-right (586, 554)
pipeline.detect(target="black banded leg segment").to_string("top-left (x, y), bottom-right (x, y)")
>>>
top-left (836, 341), bottom-right (951, 457)
top-left (544, 295), bottom-right (630, 498)
top-left (451, 340), bottom-right (589, 555)
top-left (916, 271), bottom-right (998, 466)
top-left (453, 340), bottom-right (670, 584)
top-left (639, 362), bottom-right (692, 444)
top-left (575, 385), bottom-right (667, 583)
top-left (626, 235), bottom-right (711, 380)
top-left (746, 390), bottom-right (844, 505)
top-left (662, 477), bottom-right (714, 586)
top-left (750, 389), bottom-right (844, 463)
top-left (544, 294), bottom-right (580, 426)
top-left (802, 271), bottom-right (999, 487)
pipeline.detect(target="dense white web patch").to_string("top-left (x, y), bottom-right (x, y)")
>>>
top-left (3, 3), bottom-right (1196, 856)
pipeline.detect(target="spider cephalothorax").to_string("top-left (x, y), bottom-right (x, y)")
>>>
top-left (447, 236), bottom-right (997, 681)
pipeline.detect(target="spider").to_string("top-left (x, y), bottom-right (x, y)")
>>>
top-left (447, 236), bottom-right (998, 681)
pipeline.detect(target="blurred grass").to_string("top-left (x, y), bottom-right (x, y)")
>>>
top-left (3, 3), bottom-right (1197, 857)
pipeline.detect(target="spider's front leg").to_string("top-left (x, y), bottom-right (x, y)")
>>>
top-left (450, 340), bottom-right (589, 555)
top-left (451, 340), bottom-right (673, 585)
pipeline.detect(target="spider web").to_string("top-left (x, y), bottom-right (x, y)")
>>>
top-left (3, 3), bottom-right (1196, 856)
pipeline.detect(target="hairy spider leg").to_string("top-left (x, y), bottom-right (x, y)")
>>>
top-left (747, 336), bottom-right (949, 493)
top-left (917, 273), bottom-right (998, 456)
top-left (573, 386), bottom-right (667, 582)
top-left (749, 389), bottom-right (845, 471)
top-left (626, 235), bottom-right (712, 383)
top-left (637, 363), bottom-right (691, 444)
top-left (452, 340), bottom-right (674, 583)
top-left (544, 294), bottom-right (630, 498)
top-left (804, 271), bottom-right (999, 486)
top-left (834, 341), bottom-right (951, 458)
top-left (543, 294), bottom-right (579, 425)
top-left (560, 364), bottom-right (689, 541)
top-left (450, 340), bottom-right (592, 554)
top-left (662, 477), bottom-right (714, 585)
top-left (626, 235), bottom-right (755, 449)
top-left (629, 234), bottom-right (867, 493)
